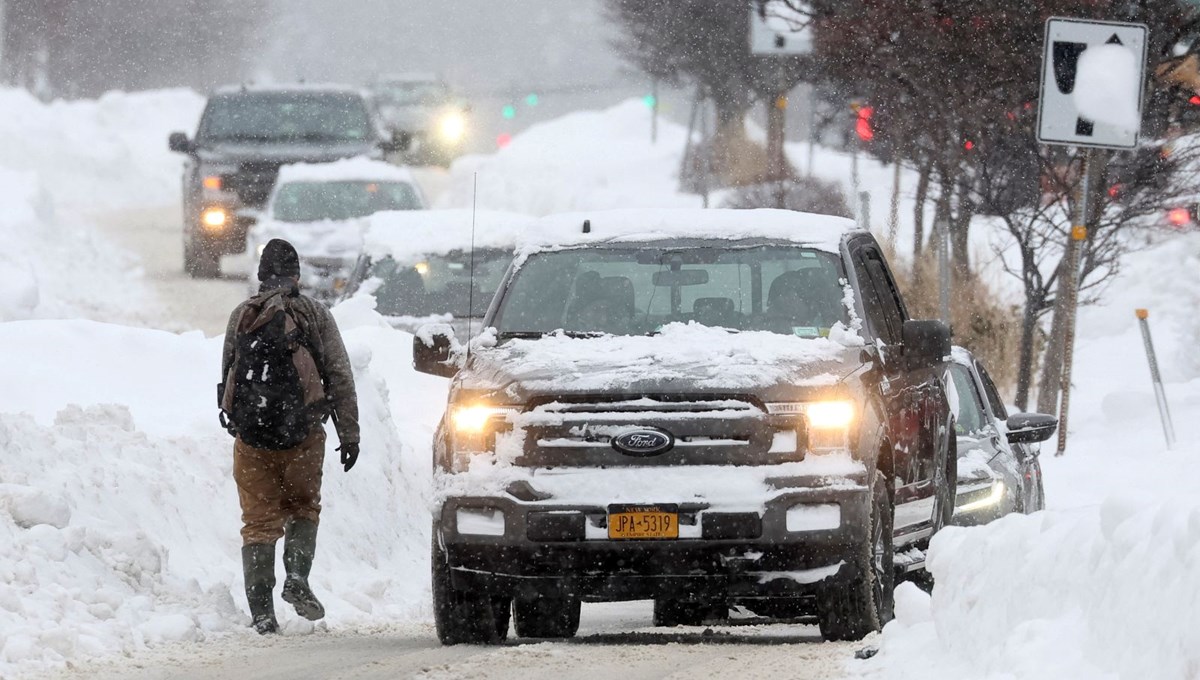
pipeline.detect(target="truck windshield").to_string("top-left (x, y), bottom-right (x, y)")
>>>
top-left (367, 249), bottom-right (511, 318)
top-left (198, 92), bottom-right (373, 144)
top-left (272, 181), bottom-right (421, 222)
top-left (495, 245), bottom-right (849, 337)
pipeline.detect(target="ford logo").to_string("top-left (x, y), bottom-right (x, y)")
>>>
top-left (612, 428), bottom-right (675, 456)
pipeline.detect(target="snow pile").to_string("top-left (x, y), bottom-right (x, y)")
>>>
top-left (438, 99), bottom-right (703, 215)
top-left (0, 309), bottom-right (447, 678)
top-left (0, 167), bottom-right (156, 324)
top-left (0, 88), bottom-right (204, 211)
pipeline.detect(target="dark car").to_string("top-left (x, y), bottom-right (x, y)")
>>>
top-left (948, 348), bottom-right (1054, 524)
top-left (168, 85), bottom-right (404, 277)
top-left (411, 209), bottom-right (957, 644)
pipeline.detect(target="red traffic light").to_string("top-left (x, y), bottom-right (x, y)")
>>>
top-left (855, 106), bottom-right (875, 142)
top-left (496, 133), bottom-right (513, 149)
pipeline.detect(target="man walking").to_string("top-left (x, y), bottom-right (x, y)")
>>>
top-left (219, 238), bottom-right (360, 634)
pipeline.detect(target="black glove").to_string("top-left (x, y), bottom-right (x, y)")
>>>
top-left (338, 442), bottom-right (359, 472)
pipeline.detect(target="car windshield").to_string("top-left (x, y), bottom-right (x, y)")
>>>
top-left (367, 249), bottom-right (511, 318)
top-left (494, 245), bottom-right (849, 337)
top-left (198, 92), bottom-right (373, 143)
top-left (271, 181), bottom-right (421, 222)
top-left (374, 82), bottom-right (450, 107)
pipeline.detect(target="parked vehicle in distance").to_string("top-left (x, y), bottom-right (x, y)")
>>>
top-left (948, 347), bottom-right (1053, 525)
top-left (168, 84), bottom-right (405, 278)
top-left (247, 157), bottom-right (425, 305)
top-left (369, 75), bottom-right (470, 167)
top-left (340, 210), bottom-right (535, 337)
top-left (412, 208), bottom-right (957, 645)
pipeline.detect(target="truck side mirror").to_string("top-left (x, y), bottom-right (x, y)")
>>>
top-left (413, 325), bottom-right (459, 377)
top-left (168, 132), bottom-right (193, 153)
top-left (1006, 413), bottom-right (1058, 444)
top-left (381, 130), bottom-right (411, 154)
top-left (901, 319), bottom-right (951, 371)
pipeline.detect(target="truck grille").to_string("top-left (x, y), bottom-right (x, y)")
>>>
top-left (512, 396), bottom-right (801, 467)
top-left (222, 161), bottom-right (284, 207)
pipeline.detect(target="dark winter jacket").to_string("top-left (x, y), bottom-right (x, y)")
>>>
top-left (221, 279), bottom-right (360, 445)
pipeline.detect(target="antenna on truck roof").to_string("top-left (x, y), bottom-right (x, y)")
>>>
top-left (465, 173), bottom-right (478, 363)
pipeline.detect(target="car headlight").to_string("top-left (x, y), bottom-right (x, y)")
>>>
top-left (438, 111), bottom-right (467, 143)
top-left (957, 481), bottom-right (1007, 513)
top-left (766, 400), bottom-right (855, 453)
top-left (448, 404), bottom-right (517, 472)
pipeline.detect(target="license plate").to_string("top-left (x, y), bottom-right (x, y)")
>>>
top-left (607, 504), bottom-right (679, 540)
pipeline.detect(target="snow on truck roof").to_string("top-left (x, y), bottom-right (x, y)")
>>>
top-left (525, 209), bottom-right (859, 253)
top-left (276, 157), bottom-right (417, 186)
top-left (211, 83), bottom-right (368, 97)
top-left (361, 208), bottom-right (859, 264)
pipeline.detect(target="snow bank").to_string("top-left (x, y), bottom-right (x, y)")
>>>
top-left (438, 99), bottom-right (703, 215)
top-left (0, 88), bottom-right (204, 211)
top-left (0, 308), bottom-right (447, 678)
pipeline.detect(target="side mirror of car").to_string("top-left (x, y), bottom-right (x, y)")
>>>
top-left (381, 130), bottom-right (411, 154)
top-left (413, 324), bottom-right (460, 378)
top-left (1006, 413), bottom-right (1058, 444)
top-left (168, 131), bottom-right (193, 153)
top-left (901, 319), bottom-right (951, 371)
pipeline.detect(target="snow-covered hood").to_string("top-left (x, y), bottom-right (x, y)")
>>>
top-left (459, 322), bottom-right (866, 404)
top-left (252, 218), bottom-right (366, 260)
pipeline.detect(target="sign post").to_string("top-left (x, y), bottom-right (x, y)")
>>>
top-left (1037, 17), bottom-right (1147, 456)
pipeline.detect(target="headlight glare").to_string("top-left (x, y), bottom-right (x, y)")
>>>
top-left (201, 207), bottom-right (228, 229)
top-left (438, 112), bottom-right (467, 143)
top-left (805, 401), bottom-right (855, 429)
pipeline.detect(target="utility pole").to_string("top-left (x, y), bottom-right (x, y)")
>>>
top-left (767, 92), bottom-right (788, 209)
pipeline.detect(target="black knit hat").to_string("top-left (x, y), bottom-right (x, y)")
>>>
top-left (258, 238), bottom-right (300, 282)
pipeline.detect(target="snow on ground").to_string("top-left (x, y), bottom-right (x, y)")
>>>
top-left (0, 88), bottom-right (206, 327)
top-left (0, 301), bottom-right (447, 678)
top-left (6, 90), bottom-right (1200, 678)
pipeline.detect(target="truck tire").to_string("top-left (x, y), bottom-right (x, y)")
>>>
top-left (652, 598), bottom-right (726, 627)
top-left (184, 238), bottom-right (221, 279)
top-left (512, 595), bottom-right (580, 638)
top-left (817, 473), bottom-right (895, 641)
top-left (930, 428), bottom-right (957, 534)
top-left (431, 533), bottom-right (506, 645)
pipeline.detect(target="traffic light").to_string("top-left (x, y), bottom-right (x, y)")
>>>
top-left (642, 94), bottom-right (657, 108)
top-left (525, 93), bottom-right (539, 107)
top-left (502, 104), bottom-right (516, 120)
top-left (854, 105), bottom-right (875, 142)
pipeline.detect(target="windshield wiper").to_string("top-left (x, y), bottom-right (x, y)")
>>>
top-left (498, 330), bottom-right (606, 340)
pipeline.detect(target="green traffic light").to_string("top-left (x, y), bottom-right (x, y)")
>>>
top-left (502, 104), bottom-right (516, 119)
top-left (642, 94), bottom-right (657, 108)
top-left (525, 93), bottom-right (539, 107)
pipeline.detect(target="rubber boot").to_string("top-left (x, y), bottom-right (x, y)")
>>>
top-left (241, 543), bottom-right (278, 634)
top-left (281, 518), bottom-right (326, 621)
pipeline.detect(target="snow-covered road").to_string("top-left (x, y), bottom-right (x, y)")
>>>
top-left (47, 603), bottom-right (858, 680)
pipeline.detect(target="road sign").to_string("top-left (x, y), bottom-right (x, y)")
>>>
top-left (750, 0), bottom-right (812, 56)
top-left (1037, 17), bottom-right (1148, 149)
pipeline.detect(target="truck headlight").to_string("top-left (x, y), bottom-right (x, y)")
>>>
top-left (767, 400), bottom-right (855, 453)
top-left (448, 404), bottom-right (517, 472)
top-left (201, 207), bottom-right (229, 231)
top-left (438, 111), bottom-right (467, 144)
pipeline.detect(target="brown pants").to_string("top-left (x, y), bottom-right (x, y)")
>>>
top-left (233, 428), bottom-right (326, 545)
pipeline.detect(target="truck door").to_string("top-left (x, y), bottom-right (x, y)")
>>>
top-left (850, 244), bottom-right (944, 538)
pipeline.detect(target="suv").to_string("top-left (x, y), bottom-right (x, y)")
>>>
top-left (369, 76), bottom-right (470, 167)
top-left (412, 209), bottom-right (956, 644)
top-left (168, 85), bottom-right (403, 277)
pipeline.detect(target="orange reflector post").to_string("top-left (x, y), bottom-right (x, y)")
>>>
top-left (1071, 225), bottom-right (1088, 240)
top-left (1136, 308), bottom-right (1149, 320)
top-left (202, 176), bottom-right (222, 191)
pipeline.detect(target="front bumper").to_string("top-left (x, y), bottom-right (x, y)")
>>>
top-left (437, 478), bottom-right (870, 602)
